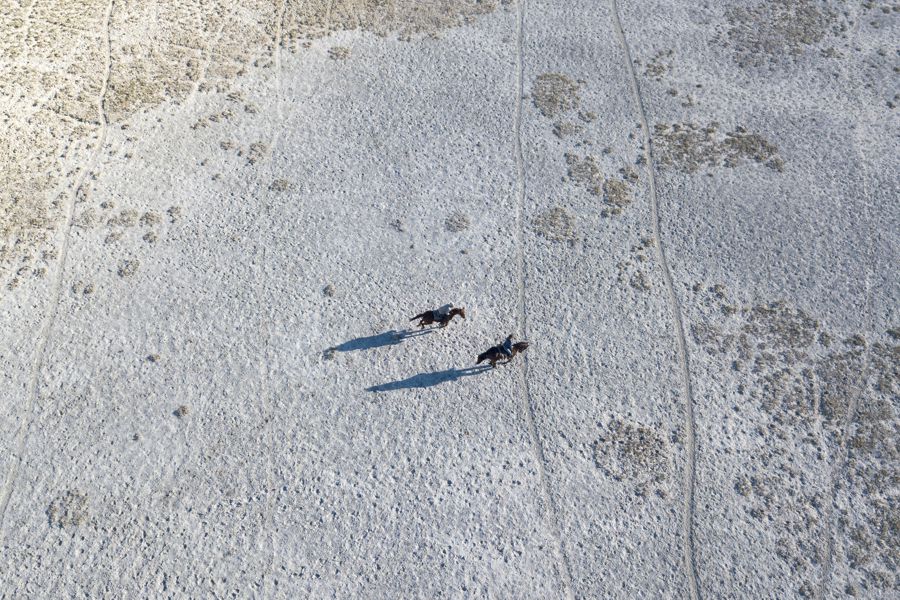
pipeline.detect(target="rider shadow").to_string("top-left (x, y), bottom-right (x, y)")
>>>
top-left (326, 328), bottom-right (432, 356)
top-left (366, 365), bottom-right (492, 393)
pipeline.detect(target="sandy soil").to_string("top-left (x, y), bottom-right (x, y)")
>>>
top-left (0, 1), bottom-right (897, 598)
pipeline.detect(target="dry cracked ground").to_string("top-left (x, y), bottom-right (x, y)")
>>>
top-left (0, 1), bottom-right (898, 598)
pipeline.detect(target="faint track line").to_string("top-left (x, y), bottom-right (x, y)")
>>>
top-left (816, 8), bottom-right (875, 599)
top-left (324, 0), bottom-right (335, 37)
top-left (32, 19), bottom-right (105, 40)
top-left (817, 343), bottom-right (870, 599)
top-left (0, 0), bottom-right (116, 537)
top-left (261, 1), bottom-right (288, 594)
top-left (186, 8), bottom-right (235, 107)
top-left (514, 2), bottom-right (576, 598)
top-left (18, 0), bottom-right (36, 64)
top-left (151, 39), bottom-right (205, 54)
top-left (608, 2), bottom-right (701, 599)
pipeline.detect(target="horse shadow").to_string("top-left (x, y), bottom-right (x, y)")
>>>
top-left (366, 365), bottom-right (492, 392)
top-left (326, 328), bottom-right (432, 355)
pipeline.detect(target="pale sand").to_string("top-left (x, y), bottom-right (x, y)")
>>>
top-left (0, 1), bottom-right (897, 598)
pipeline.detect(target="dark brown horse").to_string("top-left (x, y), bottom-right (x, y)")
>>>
top-left (410, 306), bottom-right (466, 329)
top-left (477, 338), bottom-right (529, 368)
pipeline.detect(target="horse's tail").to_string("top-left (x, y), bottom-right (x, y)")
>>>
top-left (410, 311), bottom-right (429, 321)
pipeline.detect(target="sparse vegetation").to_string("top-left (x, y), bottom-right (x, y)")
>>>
top-left (593, 419), bottom-right (671, 497)
top-left (269, 179), bottom-right (293, 192)
top-left (721, 0), bottom-right (842, 69)
top-left (282, 0), bottom-right (503, 45)
top-left (444, 211), bottom-right (471, 233)
top-left (117, 259), bottom-right (140, 278)
top-left (47, 491), bottom-right (89, 528)
top-left (0, 1), bottom-right (508, 292)
top-left (71, 281), bottom-right (96, 296)
top-left (565, 153), bottom-right (603, 196)
top-left (654, 123), bottom-right (784, 173)
top-left (139, 211), bottom-right (161, 227)
top-left (643, 49), bottom-right (674, 80)
top-left (328, 46), bottom-right (351, 60)
top-left (532, 73), bottom-right (580, 117)
top-left (690, 282), bottom-right (899, 592)
top-left (246, 142), bottom-right (269, 166)
top-left (532, 207), bottom-right (577, 244)
top-left (552, 121), bottom-right (583, 138)
top-left (617, 236), bottom-right (654, 293)
top-left (167, 206), bottom-right (182, 222)
top-left (603, 179), bottom-right (631, 208)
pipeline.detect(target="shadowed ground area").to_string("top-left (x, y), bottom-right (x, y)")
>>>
top-left (366, 365), bottom-right (492, 392)
top-left (327, 328), bottom-right (433, 353)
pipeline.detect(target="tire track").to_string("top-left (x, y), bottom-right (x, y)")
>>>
top-left (608, 2), bottom-right (700, 599)
top-left (0, 0), bottom-right (116, 538)
top-left (514, 2), bottom-right (576, 598)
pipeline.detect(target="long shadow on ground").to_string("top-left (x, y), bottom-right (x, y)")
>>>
top-left (327, 328), bottom-right (432, 354)
top-left (366, 365), bottom-right (492, 392)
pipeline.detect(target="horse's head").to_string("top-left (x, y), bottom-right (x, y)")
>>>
top-left (512, 341), bottom-right (529, 354)
top-left (451, 307), bottom-right (466, 319)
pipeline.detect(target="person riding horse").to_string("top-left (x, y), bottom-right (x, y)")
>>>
top-left (477, 335), bottom-right (529, 368)
top-left (409, 303), bottom-right (466, 329)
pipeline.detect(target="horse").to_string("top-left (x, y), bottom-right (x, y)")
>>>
top-left (409, 306), bottom-right (466, 329)
top-left (477, 339), bottom-right (529, 368)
